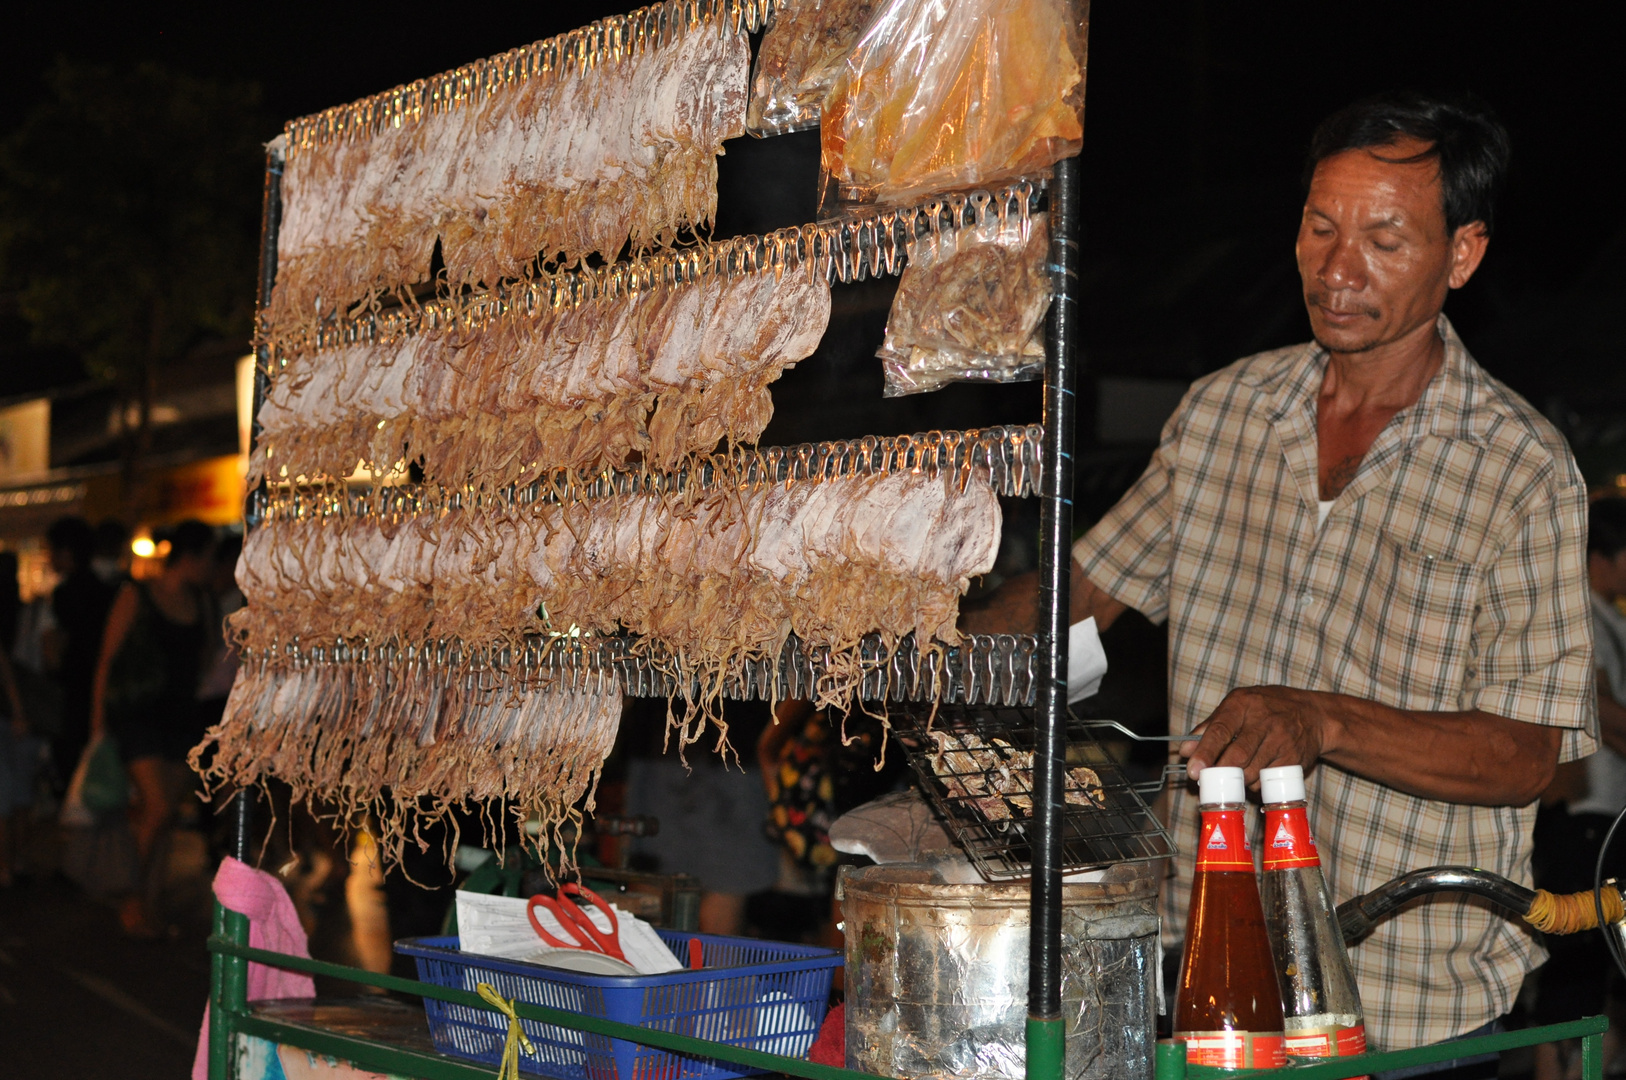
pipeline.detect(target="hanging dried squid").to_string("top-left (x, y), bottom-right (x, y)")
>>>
top-left (191, 662), bottom-right (622, 872)
top-left (269, 1), bottom-right (750, 333)
top-left (253, 248), bottom-right (831, 486)
top-left (231, 468), bottom-right (1002, 711)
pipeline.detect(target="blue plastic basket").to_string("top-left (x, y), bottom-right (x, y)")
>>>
top-left (395, 932), bottom-right (842, 1080)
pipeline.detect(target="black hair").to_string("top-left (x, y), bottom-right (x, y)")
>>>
top-left (164, 519), bottom-right (216, 564)
top-left (93, 519), bottom-right (129, 560)
top-left (1307, 92), bottom-right (1511, 236)
top-left (1592, 498), bottom-right (1626, 560)
top-left (47, 515), bottom-right (96, 565)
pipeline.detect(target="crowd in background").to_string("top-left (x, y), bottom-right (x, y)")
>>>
top-left (0, 516), bottom-right (241, 937)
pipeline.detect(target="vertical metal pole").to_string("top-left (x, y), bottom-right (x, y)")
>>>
top-left (1583, 1028), bottom-right (1604, 1080)
top-left (1027, 153), bottom-right (1081, 1080)
top-left (210, 139), bottom-right (282, 1080)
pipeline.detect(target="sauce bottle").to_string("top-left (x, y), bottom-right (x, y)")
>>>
top-left (1258, 765), bottom-right (1366, 1064)
top-left (1174, 766), bottom-right (1286, 1069)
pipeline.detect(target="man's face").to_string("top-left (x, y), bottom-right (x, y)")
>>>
top-left (1296, 136), bottom-right (1486, 356)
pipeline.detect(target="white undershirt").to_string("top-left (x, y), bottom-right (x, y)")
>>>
top-left (1317, 500), bottom-right (1335, 529)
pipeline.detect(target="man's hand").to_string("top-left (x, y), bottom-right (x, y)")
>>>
top-left (1181, 686), bottom-right (1327, 786)
top-left (1182, 685), bottom-right (1561, 806)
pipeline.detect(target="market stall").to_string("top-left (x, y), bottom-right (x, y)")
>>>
top-left (197, 2), bottom-right (1620, 1079)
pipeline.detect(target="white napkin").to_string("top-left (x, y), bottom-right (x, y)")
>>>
top-left (1067, 616), bottom-right (1108, 703)
top-left (455, 891), bottom-right (684, 975)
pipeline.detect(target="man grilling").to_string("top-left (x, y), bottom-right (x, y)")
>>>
top-left (973, 93), bottom-right (1596, 1058)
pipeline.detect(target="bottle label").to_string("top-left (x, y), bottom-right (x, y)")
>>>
top-left (1177, 1030), bottom-right (1287, 1069)
top-left (1262, 805), bottom-right (1320, 869)
top-left (1195, 808), bottom-right (1253, 871)
top-left (1283, 1023), bottom-right (1366, 1057)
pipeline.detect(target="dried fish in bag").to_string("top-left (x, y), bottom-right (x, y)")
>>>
top-left (879, 210), bottom-right (1050, 395)
top-left (819, 0), bottom-right (1087, 212)
top-left (746, 0), bottom-right (882, 136)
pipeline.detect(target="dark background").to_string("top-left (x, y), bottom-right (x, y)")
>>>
top-left (3, 0), bottom-right (1623, 486)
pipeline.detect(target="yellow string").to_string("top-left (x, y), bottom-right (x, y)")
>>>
top-left (1525, 887), bottom-right (1626, 934)
top-left (476, 982), bottom-right (536, 1080)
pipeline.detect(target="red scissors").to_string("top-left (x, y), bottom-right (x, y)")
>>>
top-left (526, 883), bottom-right (626, 963)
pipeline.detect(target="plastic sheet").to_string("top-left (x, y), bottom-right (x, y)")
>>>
top-left (819, 0), bottom-right (1086, 211)
top-left (746, 0), bottom-right (882, 136)
top-left (880, 210), bottom-right (1050, 395)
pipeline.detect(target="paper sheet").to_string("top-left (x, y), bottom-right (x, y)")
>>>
top-left (455, 891), bottom-right (684, 975)
top-left (1067, 616), bottom-right (1107, 703)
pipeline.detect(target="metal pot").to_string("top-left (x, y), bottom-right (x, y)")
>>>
top-left (842, 861), bottom-right (1159, 1080)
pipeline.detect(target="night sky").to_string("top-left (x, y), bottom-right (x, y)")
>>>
top-left (5, 1), bottom-right (1623, 476)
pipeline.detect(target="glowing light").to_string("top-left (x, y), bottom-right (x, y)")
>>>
top-left (131, 536), bottom-right (156, 558)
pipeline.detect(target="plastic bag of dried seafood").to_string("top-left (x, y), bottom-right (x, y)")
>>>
top-left (746, 0), bottom-right (882, 136)
top-left (878, 210), bottom-right (1051, 396)
top-left (818, 0), bottom-right (1087, 213)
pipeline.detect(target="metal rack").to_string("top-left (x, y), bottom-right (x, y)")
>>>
top-left (207, 4), bottom-right (1095, 1074)
top-left (897, 705), bottom-right (1175, 882)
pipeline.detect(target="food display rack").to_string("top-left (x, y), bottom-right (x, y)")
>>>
top-left (201, 13), bottom-right (1610, 1080)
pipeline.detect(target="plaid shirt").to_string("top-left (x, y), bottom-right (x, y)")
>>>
top-left (1074, 316), bottom-right (1596, 1051)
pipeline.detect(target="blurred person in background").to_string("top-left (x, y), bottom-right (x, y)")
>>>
top-left (0, 613), bottom-right (38, 887)
top-left (1532, 496), bottom-right (1626, 1080)
top-left (44, 516), bottom-right (116, 784)
top-left (90, 520), bottom-right (216, 935)
top-left (91, 519), bottom-right (131, 585)
top-left (0, 551), bottom-right (19, 655)
top-left (195, 532), bottom-right (243, 726)
top-left (622, 697), bottom-right (782, 935)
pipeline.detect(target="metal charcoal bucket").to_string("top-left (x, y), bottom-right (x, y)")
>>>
top-left (842, 862), bottom-right (1158, 1080)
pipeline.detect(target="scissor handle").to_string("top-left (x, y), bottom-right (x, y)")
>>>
top-left (526, 887), bottom-right (626, 962)
top-left (527, 895), bottom-right (596, 951)
top-left (559, 884), bottom-right (625, 962)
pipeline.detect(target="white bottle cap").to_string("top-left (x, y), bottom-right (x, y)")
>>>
top-left (1259, 765), bottom-right (1306, 805)
top-left (1198, 766), bottom-right (1246, 805)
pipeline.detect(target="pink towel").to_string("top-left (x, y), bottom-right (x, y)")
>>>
top-left (192, 856), bottom-right (318, 1080)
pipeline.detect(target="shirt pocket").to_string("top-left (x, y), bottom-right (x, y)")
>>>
top-left (1346, 540), bottom-right (1481, 711)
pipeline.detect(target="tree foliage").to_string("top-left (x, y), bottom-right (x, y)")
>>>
top-left (0, 59), bottom-right (266, 404)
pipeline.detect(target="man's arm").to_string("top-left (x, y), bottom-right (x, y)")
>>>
top-left (1181, 686), bottom-right (1560, 807)
top-left (959, 558), bottom-right (1130, 636)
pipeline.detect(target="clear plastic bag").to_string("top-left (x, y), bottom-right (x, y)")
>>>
top-left (879, 209), bottom-right (1051, 396)
top-left (820, 0), bottom-right (1086, 212)
top-left (746, 0), bottom-right (883, 137)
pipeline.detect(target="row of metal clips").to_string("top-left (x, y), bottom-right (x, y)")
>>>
top-left (240, 631), bottom-right (1040, 709)
top-left (261, 178), bottom-right (1041, 363)
top-left (282, 0), bottom-right (771, 156)
top-left (251, 424), bottom-right (1044, 526)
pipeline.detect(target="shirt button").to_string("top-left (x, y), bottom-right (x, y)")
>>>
top-left (1299, 590), bottom-right (1314, 608)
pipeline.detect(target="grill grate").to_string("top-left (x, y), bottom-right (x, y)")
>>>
top-left (898, 704), bottom-right (1177, 880)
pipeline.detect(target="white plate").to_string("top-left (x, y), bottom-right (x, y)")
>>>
top-left (519, 947), bottom-right (639, 976)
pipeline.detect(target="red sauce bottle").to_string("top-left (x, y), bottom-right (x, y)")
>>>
top-left (1174, 766), bottom-right (1286, 1069)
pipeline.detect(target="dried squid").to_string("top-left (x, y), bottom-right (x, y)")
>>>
top-left (880, 211), bottom-right (1050, 395)
top-left (192, 662), bottom-right (621, 874)
top-left (231, 469), bottom-right (1002, 712)
top-left (253, 253), bottom-right (831, 485)
top-left (820, 0), bottom-right (1086, 209)
top-left (746, 0), bottom-right (881, 136)
top-left (269, 2), bottom-right (750, 333)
